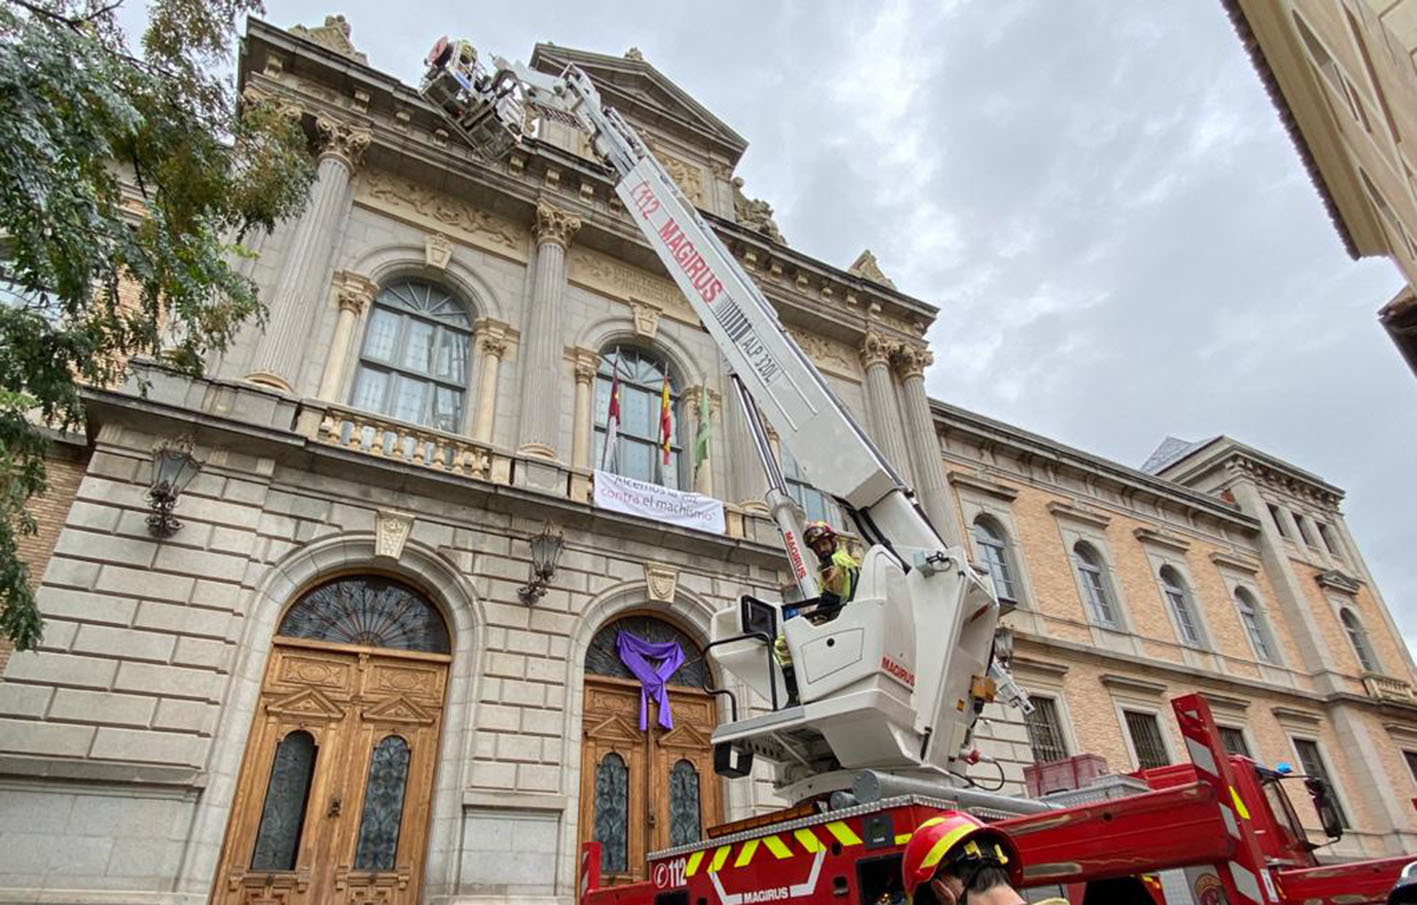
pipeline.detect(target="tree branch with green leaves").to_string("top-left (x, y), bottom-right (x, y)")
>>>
top-left (0, 0), bottom-right (315, 649)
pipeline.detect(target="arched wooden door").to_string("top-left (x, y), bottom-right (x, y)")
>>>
top-left (578, 616), bottom-right (722, 885)
top-left (214, 576), bottom-right (451, 905)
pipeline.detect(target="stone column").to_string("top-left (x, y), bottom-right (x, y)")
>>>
top-left (469, 319), bottom-right (512, 442)
top-left (859, 330), bottom-right (914, 485)
top-left (516, 201), bottom-right (582, 459)
top-left (893, 344), bottom-right (962, 547)
top-left (568, 347), bottom-right (600, 468)
top-left (247, 114), bottom-right (371, 393)
top-left (315, 272), bottom-right (377, 401)
top-left (724, 382), bottom-right (769, 511)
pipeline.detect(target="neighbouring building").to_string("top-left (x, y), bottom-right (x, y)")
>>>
top-left (1223, 0), bottom-right (1417, 374)
top-left (0, 14), bottom-right (1413, 905)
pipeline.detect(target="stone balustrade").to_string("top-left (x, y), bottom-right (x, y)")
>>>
top-left (300, 402), bottom-right (512, 484)
top-left (1363, 673), bottom-right (1415, 703)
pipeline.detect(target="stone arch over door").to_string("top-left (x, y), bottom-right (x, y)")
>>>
top-left (213, 573), bottom-right (454, 905)
top-left (180, 536), bottom-right (484, 905)
top-left (574, 603), bottom-right (723, 886)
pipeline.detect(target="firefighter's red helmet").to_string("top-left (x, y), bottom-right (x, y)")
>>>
top-left (900, 811), bottom-right (1021, 903)
top-left (803, 521), bottom-right (836, 546)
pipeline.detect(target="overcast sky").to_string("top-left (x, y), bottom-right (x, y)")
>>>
top-left (238, 1), bottom-right (1415, 651)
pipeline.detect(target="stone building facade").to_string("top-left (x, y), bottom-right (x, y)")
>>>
top-left (0, 14), bottom-right (1413, 905)
top-left (1223, 0), bottom-right (1417, 373)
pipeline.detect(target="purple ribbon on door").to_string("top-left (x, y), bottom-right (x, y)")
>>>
top-left (615, 630), bottom-right (685, 731)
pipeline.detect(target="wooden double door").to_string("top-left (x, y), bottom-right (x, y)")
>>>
top-left (215, 638), bottom-right (448, 905)
top-left (578, 675), bottom-right (722, 885)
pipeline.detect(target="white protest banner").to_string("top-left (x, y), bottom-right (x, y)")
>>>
top-left (593, 470), bottom-right (726, 535)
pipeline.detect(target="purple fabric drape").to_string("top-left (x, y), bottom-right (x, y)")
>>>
top-left (615, 630), bottom-right (685, 731)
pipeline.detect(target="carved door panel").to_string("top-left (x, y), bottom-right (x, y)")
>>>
top-left (215, 641), bottom-right (447, 905)
top-left (579, 677), bottom-right (721, 886)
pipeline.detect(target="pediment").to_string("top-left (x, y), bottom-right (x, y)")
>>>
top-left (530, 44), bottom-right (747, 161)
top-left (362, 695), bottom-right (436, 726)
top-left (656, 721), bottom-right (712, 751)
top-left (266, 687), bottom-right (346, 721)
top-left (584, 712), bottom-right (643, 743)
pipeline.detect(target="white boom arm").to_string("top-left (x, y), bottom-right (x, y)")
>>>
top-left (418, 41), bottom-right (1029, 797)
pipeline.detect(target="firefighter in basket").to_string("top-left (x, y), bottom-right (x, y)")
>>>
top-left (901, 811), bottom-right (1025, 905)
top-left (774, 520), bottom-right (860, 704)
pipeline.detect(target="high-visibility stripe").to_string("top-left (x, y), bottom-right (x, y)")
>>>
top-left (894, 833), bottom-right (913, 845)
top-left (1230, 786), bottom-right (1252, 821)
top-left (685, 850), bottom-right (705, 877)
top-left (708, 846), bottom-right (731, 873)
top-left (794, 829), bottom-right (825, 854)
top-left (920, 825), bottom-right (976, 870)
top-left (763, 836), bottom-right (794, 859)
top-left (734, 839), bottom-right (760, 868)
top-left (825, 821), bottom-right (862, 846)
top-left (918, 817), bottom-right (947, 830)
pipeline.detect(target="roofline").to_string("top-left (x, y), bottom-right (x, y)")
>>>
top-left (927, 399), bottom-right (1258, 528)
top-left (1218, 0), bottom-right (1361, 259)
top-left (1155, 435), bottom-right (1345, 500)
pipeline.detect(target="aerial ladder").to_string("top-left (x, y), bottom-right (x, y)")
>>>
top-left (417, 37), bottom-right (1031, 804)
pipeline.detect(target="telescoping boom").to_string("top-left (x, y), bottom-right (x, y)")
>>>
top-left (417, 38), bottom-right (1031, 801)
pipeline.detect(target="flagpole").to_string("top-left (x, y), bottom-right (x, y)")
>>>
top-left (600, 350), bottom-right (622, 473)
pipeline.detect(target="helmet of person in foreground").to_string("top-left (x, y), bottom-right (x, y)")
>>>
top-left (901, 811), bottom-right (1022, 903)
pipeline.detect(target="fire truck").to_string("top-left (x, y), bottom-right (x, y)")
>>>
top-left (416, 40), bottom-right (1415, 904)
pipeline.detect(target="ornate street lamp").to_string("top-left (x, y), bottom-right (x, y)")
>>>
top-left (147, 437), bottom-right (201, 539)
top-left (518, 520), bottom-right (565, 604)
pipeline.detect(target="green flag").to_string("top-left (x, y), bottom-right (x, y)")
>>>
top-left (693, 388), bottom-right (711, 475)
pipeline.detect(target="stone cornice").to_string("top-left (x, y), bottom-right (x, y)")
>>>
top-left (1047, 500), bottom-right (1112, 530)
top-left (1199, 691), bottom-right (1251, 713)
top-left (1133, 527), bottom-right (1191, 553)
top-left (1271, 705), bottom-right (1323, 728)
top-left (1100, 673), bottom-right (1168, 697)
top-left (948, 471), bottom-right (1019, 502)
top-left (1315, 569), bottom-right (1361, 595)
top-left (1210, 551), bottom-right (1261, 574)
top-left (1011, 655), bottom-right (1068, 680)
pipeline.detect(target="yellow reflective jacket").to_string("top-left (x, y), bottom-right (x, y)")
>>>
top-left (819, 548), bottom-right (859, 601)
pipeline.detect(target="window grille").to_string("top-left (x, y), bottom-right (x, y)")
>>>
top-left (1024, 697), bottom-right (1068, 764)
top-left (1218, 727), bottom-right (1251, 758)
top-left (1124, 710), bottom-right (1170, 770)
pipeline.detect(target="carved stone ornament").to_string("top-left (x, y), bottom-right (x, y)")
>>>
top-left (362, 170), bottom-right (523, 252)
top-left (533, 200), bottom-right (582, 249)
top-left (629, 298), bottom-right (661, 339)
top-left (858, 330), bottom-right (896, 369)
top-left (288, 14), bottom-right (368, 64)
top-left (315, 114), bottom-right (372, 169)
top-left (644, 562), bottom-right (679, 604)
top-left (375, 510), bottom-right (415, 562)
top-left (891, 344), bottom-right (934, 380)
top-left (731, 177), bottom-right (785, 244)
top-left (848, 249), bottom-right (896, 289)
top-left (239, 85), bottom-right (303, 123)
top-left (476, 319), bottom-right (513, 359)
top-left (425, 233), bottom-right (454, 269)
top-left (569, 346), bottom-right (600, 384)
top-left (653, 147), bottom-right (704, 205)
top-left (624, 47), bottom-right (645, 62)
top-left (333, 271), bottom-right (377, 315)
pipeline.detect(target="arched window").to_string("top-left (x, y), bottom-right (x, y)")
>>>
top-left (668, 759), bottom-right (702, 847)
top-left (350, 278), bottom-right (472, 433)
top-left (594, 345), bottom-right (682, 488)
top-left (972, 517), bottom-right (1018, 604)
top-left (585, 615), bottom-right (708, 689)
top-left (1072, 542), bottom-right (1117, 627)
top-left (593, 752), bottom-right (629, 874)
top-left (782, 445), bottom-right (841, 528)
top-left (1159, 566), bottom-right (1203, 648)
top-left (1235, 588), bottom-right (1278, 664)
top-left (1340, 607), bottom-right (1379, 672)
top-left (278, 576), bottom-right (450, 654)
top-left (353, 735), bottom-right (411, 870)
top-left (250, 730), bottom-right (318, 870)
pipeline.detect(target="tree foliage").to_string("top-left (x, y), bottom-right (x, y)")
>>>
top-left (0, 0), bottom-right (314, 649)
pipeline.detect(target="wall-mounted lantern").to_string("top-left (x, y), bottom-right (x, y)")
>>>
top-left (518, 520), bottom-right (565, 604)
top-left (147, 437), bottom-right (201, 539)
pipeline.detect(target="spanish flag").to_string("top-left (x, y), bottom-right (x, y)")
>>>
top-left (659, 379), bottom-right (672, 465)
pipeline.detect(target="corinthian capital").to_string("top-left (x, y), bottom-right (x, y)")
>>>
top-left (891, 343), bottom-right (934, 380)
top-left (333, 271), bottom-right (377, 314)
top-left (315, 114), bottom-right (372, 169)
top-left (533, 200), bottom-right (582, 249)
top-left (858, 330), bottom-right (896, 369)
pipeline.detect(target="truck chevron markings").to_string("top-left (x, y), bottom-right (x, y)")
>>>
top-left (683, 824), bottom-right (864, 879)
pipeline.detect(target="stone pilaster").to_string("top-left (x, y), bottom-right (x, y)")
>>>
top-left (893, 344), bottom-right (961, 547)
top-left (515, 201), bottom-right (582, 459)
top-left (472, 319), bottom-right (514, 443)
top-left (316, 271), bottom-right (378, 401)
top-left (568, 347), bottom-right (600, 469)
top-left (247, 113), bottom-right (371, 393)
top-left (724, 383), bottom-right (769, 511)
top-left (858, 330), bottom-right (914, 485)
